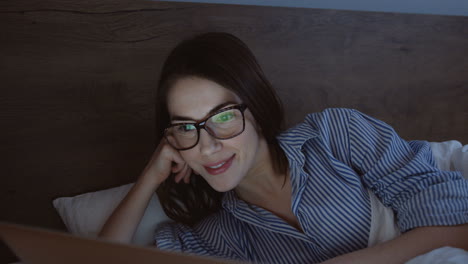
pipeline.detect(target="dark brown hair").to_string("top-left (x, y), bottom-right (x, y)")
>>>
top-left (155, 32), bottom-right (288, 226)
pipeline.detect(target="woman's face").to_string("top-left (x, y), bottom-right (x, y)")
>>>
top-left (166, 76), bottom-right (268, 192)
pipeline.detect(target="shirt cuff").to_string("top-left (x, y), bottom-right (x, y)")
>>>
top-left (396, 175), bottom-right (468, 232)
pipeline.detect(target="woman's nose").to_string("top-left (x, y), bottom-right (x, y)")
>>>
top-left (198, 129), bottom-right (222, 156)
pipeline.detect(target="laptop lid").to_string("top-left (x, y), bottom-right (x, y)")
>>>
top-left (0, 222), bottom-right (237, 264)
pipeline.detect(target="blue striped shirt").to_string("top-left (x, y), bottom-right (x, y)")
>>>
top-left (154, 108), bottom-right (468, 263)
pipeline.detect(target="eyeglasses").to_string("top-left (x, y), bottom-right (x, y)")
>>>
top-left (164, 104), bottom-right (248, 151)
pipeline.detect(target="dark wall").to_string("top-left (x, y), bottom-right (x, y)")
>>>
top-left (1, 0), bottom-right (467, 262)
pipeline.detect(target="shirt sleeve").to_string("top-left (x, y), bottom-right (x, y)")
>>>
top-left (347, 109), bottom-right (468, 232)
top-left (154, 216), bottom-right (242, 262)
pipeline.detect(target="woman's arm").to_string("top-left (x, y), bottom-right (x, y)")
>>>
top-left (346, 110), bottom-right (467, 233)
top-left (98, 141), bottom-right (192, 244)
top-left (323, 109), bottom-right (468, 263)
top-left (98, 173), bottom-right (159, 243)
top-left (323, 224), bottom-right (468, 264)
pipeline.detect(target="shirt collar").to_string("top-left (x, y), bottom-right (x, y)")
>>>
top-left (222, 190), bottom-right (238, 212)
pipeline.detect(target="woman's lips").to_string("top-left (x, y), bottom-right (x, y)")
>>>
top-left (203, 155), bottom-right (235, 175)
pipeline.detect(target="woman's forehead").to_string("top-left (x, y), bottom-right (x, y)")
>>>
top-left (167, 77), bottom-right (241, 120)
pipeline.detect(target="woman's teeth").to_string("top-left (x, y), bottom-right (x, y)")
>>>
top-left (210, 161), bottom-right (226, 169)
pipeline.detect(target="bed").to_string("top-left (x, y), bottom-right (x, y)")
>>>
top-left (1, 0), bottom-right (467, 263)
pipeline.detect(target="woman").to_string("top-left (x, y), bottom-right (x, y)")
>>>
top-left (99, 32), bottom-right (468, 263)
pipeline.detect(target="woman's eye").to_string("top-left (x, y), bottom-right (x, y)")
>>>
top-left (213, 111), bottom-right (234, 123)
top-left (177, 124), bottom-right (196, 132)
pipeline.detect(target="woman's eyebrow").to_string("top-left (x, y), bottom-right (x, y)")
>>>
top-left (171, 101), bottom-right (238, 121)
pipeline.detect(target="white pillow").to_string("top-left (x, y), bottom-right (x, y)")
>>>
top-left (430, 140), bottom-right (468, 179)
top-left (53, 183), bottom-right (171, 246)
top-left (405, 246), bottom-right (468, 264)
top-left (451, 144), bottom-right (468, 179)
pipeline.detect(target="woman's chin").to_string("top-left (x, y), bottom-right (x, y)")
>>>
top-left (200, 170), bottom-right (241, 192)
top-left (206, 179), bottom-right (238, 192)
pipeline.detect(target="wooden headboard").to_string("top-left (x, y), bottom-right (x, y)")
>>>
top-left (1, 0), bottom-right (467, 262)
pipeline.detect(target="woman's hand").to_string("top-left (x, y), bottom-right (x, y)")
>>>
top-left (140, 140), bottom-right (192, 186)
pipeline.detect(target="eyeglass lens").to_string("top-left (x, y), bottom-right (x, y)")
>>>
top-left (165, 107), bottom-right (245, 150)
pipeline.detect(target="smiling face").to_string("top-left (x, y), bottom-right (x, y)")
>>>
top-left (166, 76), bottom-right (269, 192)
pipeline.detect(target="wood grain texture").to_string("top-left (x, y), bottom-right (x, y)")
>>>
top-left (1, 0), bottom-right (467, 262)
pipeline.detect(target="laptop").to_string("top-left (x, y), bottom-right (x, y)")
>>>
top-left (0, 221), bottom-right (238, 264)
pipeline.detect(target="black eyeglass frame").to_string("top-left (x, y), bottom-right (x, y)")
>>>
top-left (164, 104), bottom-right (248, 151)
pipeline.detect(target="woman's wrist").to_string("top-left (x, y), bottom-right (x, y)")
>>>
top-left (136, 171), bottom-right (162, 193)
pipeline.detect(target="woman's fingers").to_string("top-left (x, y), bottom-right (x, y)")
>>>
top-left (171, 150), bottom-right (185, 165)
top-left (141, 141), bottom-right (189, 186)
top-left (183, 167), bottom-right (192, 184)
top-left (171, 161), bottom-right (184, 173)
top-left (174, 162), bottom-right (188, 183)
top-left (174, 163), bottom-right (193, 184)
